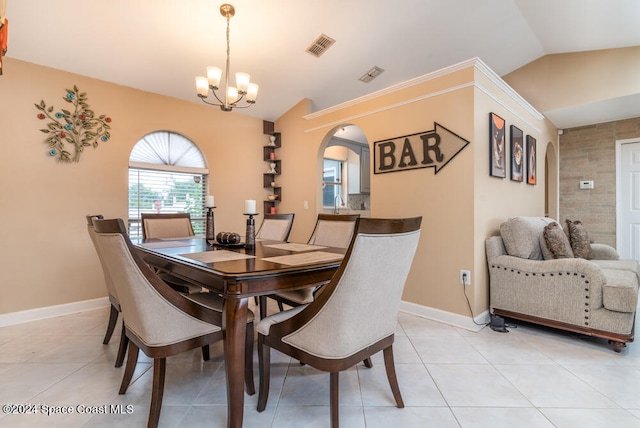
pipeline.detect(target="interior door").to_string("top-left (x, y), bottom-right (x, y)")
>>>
top-left (617, 140), bottom-right (640, 260)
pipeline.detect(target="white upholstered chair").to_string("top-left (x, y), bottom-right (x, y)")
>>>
top-left (256, 217), bottom-right (422, 428)
top-left (255, 213), bottom-right (295, 241)
top-left (86, 214), bottom-right (128, 367)
top-left (261, 213), bottom-right (359, 317)
top-left (140, 212), bottom-right (204, 294)
top-left (92, 217), bottom-right (255, 428)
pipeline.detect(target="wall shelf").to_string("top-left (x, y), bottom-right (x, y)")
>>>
top-left (263, 121), bottom-right (281, 214)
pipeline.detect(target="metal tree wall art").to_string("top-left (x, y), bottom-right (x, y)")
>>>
top-left (35, 85), bottom-right (112, 162)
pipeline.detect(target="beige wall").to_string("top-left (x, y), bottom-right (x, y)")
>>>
top-left (276, 61), bottom-right (557, 319)
top-left (0, 58), bottom-right (266, 314)
top-left (559, 117), bottom-right (640, 247)
top-left (1, 57), bottom-right (557, 326)
top-left (503, 46), bottom-right (640, 113)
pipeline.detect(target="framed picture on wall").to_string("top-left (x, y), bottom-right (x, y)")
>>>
top-left (526, 135), bottom-right (537, 185)
top-left (510, 125), bottom-right (523, 182)
top-left (489, 112), bottom-right (506, 178)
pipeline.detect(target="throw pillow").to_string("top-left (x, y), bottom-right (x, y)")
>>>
top-left (542, 222), bottom-right (574, 259)
top-left (500, 217), bottom-right (556, 260)
top-left (566, 219), bottom-right (593, 259)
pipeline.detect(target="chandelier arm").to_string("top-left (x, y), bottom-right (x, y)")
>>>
top-left (210, 89), bottom-right (226, 105)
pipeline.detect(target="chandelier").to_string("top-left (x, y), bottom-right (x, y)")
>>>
top-left (195, 4), bottom-right (258, 111)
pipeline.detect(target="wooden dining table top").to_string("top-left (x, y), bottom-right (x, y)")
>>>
top-left (135, 237), bottom-right (346, 294)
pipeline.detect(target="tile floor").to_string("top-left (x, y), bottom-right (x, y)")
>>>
top-left (2, 301), bottom-right (640, 427)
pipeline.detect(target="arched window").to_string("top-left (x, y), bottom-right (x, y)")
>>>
top-left (128, 131), bottom-right (209, 238)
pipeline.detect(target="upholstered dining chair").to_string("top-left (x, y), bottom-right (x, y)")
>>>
top-left (256, 217), bottom-right (422, 428)
top-left (140, 212), bottom-right (204, 295)
top-left (86, 214), bottom-right (128, 368)
top-left (92, 217), bottom-right (255, 428)
top-left (260, 213), bottom-right (360, 318)
top-left (255, 213), bottom-right (295, 241)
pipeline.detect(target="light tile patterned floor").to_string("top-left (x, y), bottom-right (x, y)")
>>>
top-left (2, 302), bottom-right (640, 427)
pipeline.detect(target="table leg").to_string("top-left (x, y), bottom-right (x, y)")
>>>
top-left (224, 295), bottom-right (248, 428)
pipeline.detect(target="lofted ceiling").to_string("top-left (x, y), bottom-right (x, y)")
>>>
top-left (5, 0), bottom-right (640, 128)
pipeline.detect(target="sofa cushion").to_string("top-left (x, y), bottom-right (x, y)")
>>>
top-left (541, 222), bottom-right (574, 259)
top-left (601, 268), bottom-right (639, 313)
top-left (566, 219), bottom-right (593, 259)
top-left (591, 259), bottom-right (640, 281)
top-left (500, 217), bottom-right (555, 260)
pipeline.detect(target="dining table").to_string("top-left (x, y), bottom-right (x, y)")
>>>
top-left (135, 237), bottom-right (346, 428)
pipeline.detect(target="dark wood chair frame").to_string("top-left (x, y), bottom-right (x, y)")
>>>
top-left (140, 212), bottom-right (206, 295)
top-left (257, 217), bottom-right (422, 428)
top-left (93, 218), bottom-right (255, 428)
top-left (86, 214), bottom-right (128, 368)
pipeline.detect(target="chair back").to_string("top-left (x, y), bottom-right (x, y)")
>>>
top-left (256, 213), bottom-right (295, 241)
top-left (279, 217), bottom-right (422, 358)
top-left (307, 213), bottom-right (360, 248)
top-left (141, 213), bottom-right (195, 240)
top-left (92, 218), bottom-right (219, 347)
top-left (86, 214), bottom-right (119, 304)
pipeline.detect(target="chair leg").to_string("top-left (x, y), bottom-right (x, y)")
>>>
top-left (103, 304), bottom-right (119, 344)
top-left (149, 358), bottom-right (167, 428)
top-left (277, 301), bottom-right (285, 312)
top-left (115, 323), bottom-right (129, 368)
top-left (363, 357), bottom-right (373, 368)
top-left (245, 321), bottom-right (256, 396)
top-left (257, 335), bottom-right (271, 412)
top-left (201, 345), bottom-right (210, 361)
top-left (330, 372), bottom-right (339, 428)
top-left (119, 340), bottom-right (139, 394)
top-left (383, 345), bottom-right (404, 408)
top-left (259, 296), bottom-right (268, 321)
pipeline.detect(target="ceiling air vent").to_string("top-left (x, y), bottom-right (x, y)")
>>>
top-left (359, 66), bottom-right (385, 83)
top-left (306, 34), bottom-right (336, 58)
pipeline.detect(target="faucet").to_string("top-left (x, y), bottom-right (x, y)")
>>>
top-left (333, 194), bottom-right (344, 214)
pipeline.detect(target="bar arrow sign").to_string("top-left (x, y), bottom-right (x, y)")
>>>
top-left (373, 122), bottom-right (470, 175)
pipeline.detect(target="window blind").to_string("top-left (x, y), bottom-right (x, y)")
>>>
top-left (128, 168), bottom-right (207, 239)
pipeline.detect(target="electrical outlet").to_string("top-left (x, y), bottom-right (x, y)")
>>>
top-left (303, 200), bottom-right (309, 210)
top-left (460, 269), bottom-right (471, 286)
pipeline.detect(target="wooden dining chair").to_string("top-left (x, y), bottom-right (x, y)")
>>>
top-left (86, 214), bottom-right (128, 368)
top-left (260, 214), bottom-right (359, 318)
top-left (255, 213), bottom-right (295, 242)
top-left (256, 217), bottom-right (421, 427)
top-left (92, 217), bottom-right (256, 428)
top-left (140, 212), bottom-right (204, 295)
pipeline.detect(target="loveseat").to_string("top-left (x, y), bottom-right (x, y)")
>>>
top-left (486, 217), bottom-right (640, 352)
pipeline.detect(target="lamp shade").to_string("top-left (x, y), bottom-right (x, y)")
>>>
top-left (207, 66), bottom-right (222, 89)
top-left (195, 76), bottom-right (209, 97)
top-left (227, 87), bottom-right (239, 104)
top-left (246, 83), bottom-right (259, 103)
top-left (235, 72), bottom-right (250, 94)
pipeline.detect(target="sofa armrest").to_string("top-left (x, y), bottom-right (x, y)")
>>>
top-left (590, 243), bottom-right (619, 260)
top-left (488, 254), bottom-right (607, 327)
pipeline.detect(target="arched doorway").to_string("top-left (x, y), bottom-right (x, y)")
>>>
top-left (317, 125), bottom-right (370, 215)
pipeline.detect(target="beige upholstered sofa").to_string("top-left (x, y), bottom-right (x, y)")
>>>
top-left (486, 216), bottom-right (640, 352)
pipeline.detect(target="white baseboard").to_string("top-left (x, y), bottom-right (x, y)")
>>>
top-left (0, 297), bottom-right (110, 328)
top-left (399, 300), bottom-right (490, 332)
top-left (0, 297), bottom-right (487, 332)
